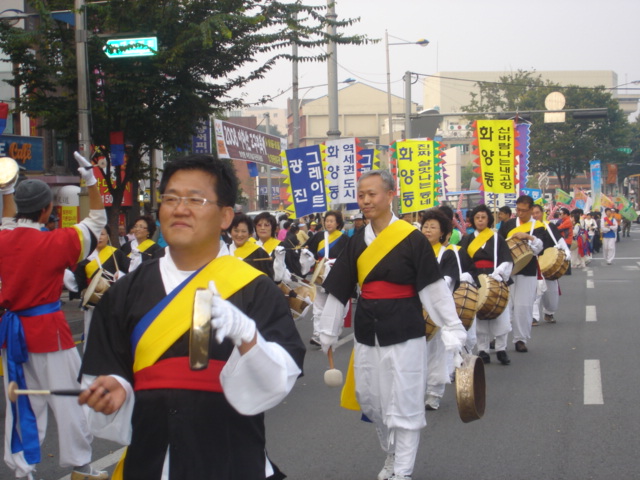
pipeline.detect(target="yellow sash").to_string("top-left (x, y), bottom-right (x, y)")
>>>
top-left (72, 226), bottom-right (86, 264)
top-left (356, 220), bottom-right (415, 286)
top-left (467, 228), bottom-right (494, 259)
top-left (318, 230), bottom-right (343, 256)
top-left (133, 255), bottom-right (263, 373)
top-left (432, 242), bottom-right (443, 258)
top-left (233, 241), bottom-right (260, 259)
top-left (261, 237), bottom-right (280, 255)
top-left (506, 220), bottom-right (545, 239)
top-left (85, 246), bottom-right (118, 279)
top-left (128, 239), bottom-right (155, 258)
top-left (247, 237), bottom-right (256, 244)
top-left (340, 349), bottom-right (360, 410)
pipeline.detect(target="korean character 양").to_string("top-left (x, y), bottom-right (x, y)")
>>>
top-left (481, 149), bottom-right (495, 166)
top-left (327, 165), bottom-right (340, 180)
top-left (479, 126), bottom-right (494, 141)
top-left (400, 169), bottom-right (415, 185)
top-left (288, 158), bottom-right (303, 174)
top-left (293, 188), bottom-right (308, 203)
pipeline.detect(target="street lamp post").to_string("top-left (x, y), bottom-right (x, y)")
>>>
top-left (385, 32), bottom-right (428, 142)
top-left (291, 78), bottom-right (355, 148)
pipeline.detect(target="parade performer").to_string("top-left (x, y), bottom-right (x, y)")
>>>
top-left (498, 195), bottom-right (554, 353)
top-left (601, 208), bottom-right (618, 265)
top-left (229, 213), bottom-right (274, 279)
top-left (79, 154), bottom-right (305, 480)
top-left (459, 205), bottom-right (513, 364)
top-left (120, 215), bottom-right (162, 271)
top-left (0, 153), bottom-right (108, 480)
top-left (254, 212), bottom-right (307, 280)
top-left (531, 204), bottom-right (570, 325)
top-left (303, 210), bottom-right (349, 347)
top-left (75, 226), bottom-right (130, 341)
top-left (421, 208), bottom-right (474, 410)
top-left (318, 170), bottom-right (466, 480)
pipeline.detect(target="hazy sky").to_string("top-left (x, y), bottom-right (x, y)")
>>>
top-left (232, 0), bottom-right (640, 113)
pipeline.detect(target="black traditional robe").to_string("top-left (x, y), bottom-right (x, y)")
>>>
top-left (498, 219), bottom-right (555, 276)
top-left (80, 259), bottom-right (305, 480)
top-left (458, 231), bottom-right (511, 281)
top-left (323, 227), bottom-right (442, 347)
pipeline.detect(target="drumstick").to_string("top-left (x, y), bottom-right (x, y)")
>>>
top-left (246, 257), bottom-right (274, 262)
top-left (324, 347), bottom-right (343, 387)
top-left (7, 381), bottom-right (83, 403)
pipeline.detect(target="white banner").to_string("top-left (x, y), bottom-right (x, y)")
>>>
top-left (325, 138), bottom-right (358, 207)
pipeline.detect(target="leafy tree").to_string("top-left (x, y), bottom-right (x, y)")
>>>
top-left (0, 0), bottom-right (369, 235)
top-left (461, 70), bottom-right (630, 191)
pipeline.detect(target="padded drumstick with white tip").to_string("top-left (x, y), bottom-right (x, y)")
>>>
top-left (324, 347), bottom-right (343, 387)
top-left (7, 381), bottom-right (83, 403)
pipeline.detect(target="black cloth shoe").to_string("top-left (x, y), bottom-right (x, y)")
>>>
top-left (478, 351), bottom-right (490, 364)
top-left (515, 341), bottom-right (528, 353)
top-left (496, 350), bottom-right (511, 365)
top-left (489, 340), bottom-right (495, 350)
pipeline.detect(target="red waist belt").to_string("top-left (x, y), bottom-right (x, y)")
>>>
top-left (361, 281), bottom-right (417, 300)
top-left (134, 357), bottom-right (225, 392)
top-left (474, 260), bottom-right (494, 269)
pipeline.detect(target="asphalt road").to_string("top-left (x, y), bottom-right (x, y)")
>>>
top-left (1, 226), bottom-right (639, 480)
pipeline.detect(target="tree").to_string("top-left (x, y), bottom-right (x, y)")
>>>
top-left (461, 70), bottom-right (630, 191)
top-left (0, 0), bottom-right (369, 237)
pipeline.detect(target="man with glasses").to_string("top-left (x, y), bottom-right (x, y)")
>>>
top-left (498, 195), bottom-right (554, 353)
top-left (79, 154), bottom-right (305, 479)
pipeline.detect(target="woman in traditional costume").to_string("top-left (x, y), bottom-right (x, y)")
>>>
top-left (458, 205), bottom-right (513, 365)
top-left (75, 226), bottom-right (129, 341)
top-left (229, 213), bottom-right (274, 279)
top-left (120, 215), bottom-right (162, 271)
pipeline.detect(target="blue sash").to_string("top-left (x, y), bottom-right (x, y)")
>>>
top-left (0, 301), bottom-right (61, 464)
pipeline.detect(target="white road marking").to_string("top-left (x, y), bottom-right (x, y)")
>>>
top-left (336, 332), bottom-right (354, 350)
top-left (586, 305), bottom-right (597, 322)
top-left (584, 359), bottom-right (604, 405)
top-left (586, 279), bottom-right (594, 289)
top-left (586, 270), bottom-right (593, 277)
top-left (57, 447), bottom-right (126, 480)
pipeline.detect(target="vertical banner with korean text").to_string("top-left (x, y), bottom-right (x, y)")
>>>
top-left (516, 123), bottom-right (530, 193)
top-left (325, 138), bottom-right (358, 208)
top-left (282, 145), bottom-right (328, 218)
top-left (473, 119), bottom-right (518, 194)
top-left (393, 139), bottom-right (443, 213)
top-left (590, 160), bottom-right (602, 210)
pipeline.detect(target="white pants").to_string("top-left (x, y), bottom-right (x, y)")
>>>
top-left (510, 275), bottom-right (538, 344)
top-left (355, 337), bottom-right (427, 477)
top-left (426, 331), bottom-right (451, 400)
top-left (2, 349), bottom-right (93, 478)
top-left (477, 306), bottom-right (511, 352)
top-left (312, 289), bottom-right (328, 337)
top-left (533, 279), bottom-right (559, 320)
top-left (603, 237), bottom-right (616, 264)
top-left (571, 248), bottom-right (586, 268)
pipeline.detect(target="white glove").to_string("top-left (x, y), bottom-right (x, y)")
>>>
top-left (488, 272), bottom-right (502, 282)
top-left (209, 280), bottom-right (256, 346)
top-left (459, 272), bottom-right (475, 286)
top-left (74, 151), bottom-right (97, 187)
top-left (322, 258), bottom-right (336, 282)
top-left (453, 351), bottom-right (463, 369)
top-left (440, 324), bottom-right (467, 353)
top-left (319, 333), bottom-right (338, 354)
top-left (300, 248), bottom-right (315, 275)
top-left (0, 174), bottom-right (17, 195)
top-left (273, 246), bottom-right (286, 283)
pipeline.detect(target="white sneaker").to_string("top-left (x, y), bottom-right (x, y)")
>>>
top-left (377, 453), bottom-right (395, 480)
top-left (425, 394), bottom-right (440, 410)
top-left (389, 475), bottom-right (412, 480)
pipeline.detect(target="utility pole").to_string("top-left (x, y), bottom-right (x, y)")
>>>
top-left (326, 1), bottom-right (340, 140)
top-left (265, 113), bottom-right (272, 209)
top-left (404, 71), bottom-right (412, 140)
top-left (75, 0), bottom-right (91, 219)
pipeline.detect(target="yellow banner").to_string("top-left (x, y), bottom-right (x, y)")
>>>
top-left (396, 139), bottom-right (438, 213)
top-left (476, 120), bottom-right (516, 194)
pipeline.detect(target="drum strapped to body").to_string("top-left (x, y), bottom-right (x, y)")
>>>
top-left (279, 279), bottom-right (316, 316)
top-left (476, 274), bottom-right (510, 320)
top-left (453, 282), bottom-right (478, 330)
top-left (82, 269), bottom-right (111, 307)
top-left (456, 352), bottom-right (486, 423)
top-left (423, 309), bottom-right (439, 341)
top-left (539, 247), bottom-right (570, 280)
top-left (506, 237), bottom-right (533, 275)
